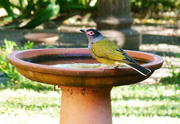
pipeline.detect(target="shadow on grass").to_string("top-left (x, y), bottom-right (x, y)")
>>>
top-left (0, 79), bottom-right (54, 91)
top-left (1, 100), bottom-right (60, 111)
top-left (111, 86), bottom-right (180, 118)
top-left (140, 50), bottom-right (180, 58)
top-left (0, 95), bottom-right (60, 115)
top-left (112, 95), bottom-right (180, 102)
top-left (111, 74), bottom-right (180, 118)
top-left (142, 34), bottom-right (180, 46)
top-left (160, 71), bottom-right (180, 86)
top-left (112, 103), bottom-right (180, 118)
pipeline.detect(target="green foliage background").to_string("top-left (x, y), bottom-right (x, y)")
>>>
top-left (0, 0), bottom-right (179, 28)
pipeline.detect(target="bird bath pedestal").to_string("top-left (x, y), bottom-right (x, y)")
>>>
top-left (7, 48), bottom-right (163, 124)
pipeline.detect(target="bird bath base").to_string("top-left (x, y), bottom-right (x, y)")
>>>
top-left (60, 86), bottom-right (112, 124)
top-left (7, 48), bottom-right (163, 124)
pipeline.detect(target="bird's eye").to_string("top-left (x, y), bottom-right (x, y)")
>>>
top-left (87, 31), bottom-right (94, 35)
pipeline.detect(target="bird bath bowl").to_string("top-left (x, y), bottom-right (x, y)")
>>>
top-left (7, 48), bottom-right (163, 124)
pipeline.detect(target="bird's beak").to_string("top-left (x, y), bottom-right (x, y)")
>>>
top-left (80, 29), bottom-right (87, 33)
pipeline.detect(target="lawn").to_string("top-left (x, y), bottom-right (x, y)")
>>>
top-left (0, 80), bottom-right (180, 124)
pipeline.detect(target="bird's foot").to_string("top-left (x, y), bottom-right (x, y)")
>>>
top-left (115, 66), bottom-right (119, 69)
top-left (98, 65), bottom-right (106, 71)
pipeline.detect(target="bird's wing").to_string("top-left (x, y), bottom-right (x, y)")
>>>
top-left (91, 39), bottom-right (135, 63)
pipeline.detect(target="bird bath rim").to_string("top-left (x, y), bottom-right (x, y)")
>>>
top-left (7, 48), bottom-right (163, 87)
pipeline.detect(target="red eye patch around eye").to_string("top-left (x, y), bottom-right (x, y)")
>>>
top-left (87, 31), bottom-right (94, 35)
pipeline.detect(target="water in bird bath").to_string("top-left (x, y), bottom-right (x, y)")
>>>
top-left (23, 55), bottom-right (149, 69)
top-left (51, 63), bottom-right (103, 68)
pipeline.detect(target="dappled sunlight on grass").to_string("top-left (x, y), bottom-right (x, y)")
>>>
top-left (0, 84), bottom-right (179, 124)
top-left (111, 84), bottom-right (180, 118)
top-left (0, 89), bottom-right (61, 117)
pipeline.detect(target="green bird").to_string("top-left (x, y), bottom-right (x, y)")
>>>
top-left (80, 29), bottom-right (151, 76)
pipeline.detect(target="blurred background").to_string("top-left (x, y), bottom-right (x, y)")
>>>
top-left (0, 0), bottom-right (179, 28)
top-left (0, 0), bottom-right (180, 124)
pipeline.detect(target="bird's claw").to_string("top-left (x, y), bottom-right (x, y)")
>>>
top-left (115, 66), bottom-right (119, 69)
top-left (98, 65), bottom-right (106, 71)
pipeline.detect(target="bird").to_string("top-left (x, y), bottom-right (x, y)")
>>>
top-left (80, 29), bottom-right (151, 76)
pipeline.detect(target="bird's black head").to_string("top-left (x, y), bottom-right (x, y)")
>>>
top-left (80, 29), bottom-right (104, 43)
top-left (86, 29), bottom-right (101, 38)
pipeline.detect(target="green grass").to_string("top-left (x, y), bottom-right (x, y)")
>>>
top-left (0, 83), bottom-right (180, 124)
top-left (0, 88), bottom-right (60, 117)
top-left (111, 84), bottom-right (180, 118)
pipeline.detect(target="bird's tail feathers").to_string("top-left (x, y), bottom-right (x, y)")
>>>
top-left (128, 63), bottom-right (151, 76)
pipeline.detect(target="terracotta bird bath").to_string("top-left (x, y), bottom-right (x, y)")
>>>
top-left (7, 48), bottom-right (163, 124)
